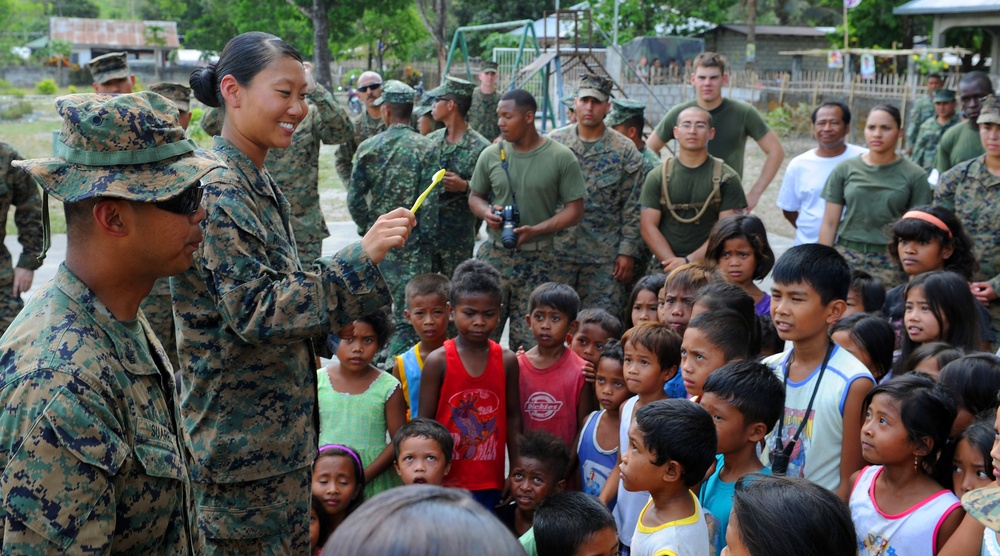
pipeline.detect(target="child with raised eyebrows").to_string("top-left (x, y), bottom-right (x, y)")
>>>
top-left (393, 273), bottom-right (451, 419)
top-left (496, 430), bottom-right (570, 537)
top-left (570, 308), bottom-right (623, 382)
top-left (621, 399), bottom-right (717, 556)
top-left (698, 360), bottom-right (785, 555)
top-left (599, 322), bottom-right (682, 552)
top-left (392, 418), bottom-right (454, 486)
top-left (762, 244), bottom-right (875, 501)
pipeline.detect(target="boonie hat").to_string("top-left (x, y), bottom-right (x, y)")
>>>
top-left (413, 94), bottom-right (435, 118)
top-left (480, 60), bottom-right (499, 74)
top-left (149, 82), bottom-right (193, 112)
top-left (427, 76), bottom-right (476, 100)
top-left (977, 94), bottom-right (1000, 125)
top-left (87, 52), bottom-right (131, 85)
top-left (606, 98), bottom-right (646, 127)
top-left (963, 486), bottom-right (1000, 531)
top-left (932, 89), bottom-right (956, 103)
top-left (375, 80), bottom-right (417, 107)
top-left (13, 92), bottom-right (222, 203)
top-left (577, 74), bottom-right (613, 102)
top-left (560, 95), bottom-right (576, 109)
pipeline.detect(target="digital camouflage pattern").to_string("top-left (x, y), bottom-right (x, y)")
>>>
top-left (426, 76), bottom-right (476, 99)
top-left (349, 123), bottom-right (439, 358)
top-left (16, 93), bottom-right (212, 203)
top-left (149, 82), bottom-right (192, 112)
top-left (171, 136), bottom-right (392, 550)
top-left (426, 127), bottom-right (490, 278)
top-left (0, 142), bottom-right (43, 335)
top-left (548, 124), bottom-right (644, 317)
top-left (935, 154), bottom-right (1000, 347)
top-left (139, 279), bottom-right (178, 369)
top-left (906, 94), bottom-right (936, 150)
top-left (200, 84), bottom-right (353, 262)
top-left (0, 267), bottom-right (191, 553)
top-left (469, 88), bottom-right (502, 141)
top-left (87, 52), bottom-right (130, 84)
top-left (335, 111), bottom-right (387, 187)
top-left (912, 113), bottom-right (960, 171)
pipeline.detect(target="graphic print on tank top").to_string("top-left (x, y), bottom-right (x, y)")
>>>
top-left (770, 406), bottom-right (815, 477)
top-left (448, 388), bottom-right (500, 461)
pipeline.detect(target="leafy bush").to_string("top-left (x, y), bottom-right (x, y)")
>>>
top-left (764, 102), bottom-right (813, 138)
top-left (35, 78), bottom-right (58, 95)
top-left (0, 101), bottom-right (32, 120)
top-left (67, 85), bottom-right (77, 94)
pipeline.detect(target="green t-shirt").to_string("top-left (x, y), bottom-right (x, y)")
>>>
top-left (519, 527), bottom-right (538, 556)
top-left (652, 98), bottom-right (770, 177)
top-left (822, 156), bottom-right (932, 245)
top-left (639, 156), bottom-right (746, 257)
top-left (935, 122), bottom-right (985, 174)
top-left (470, 138), bottom-right (587, 245)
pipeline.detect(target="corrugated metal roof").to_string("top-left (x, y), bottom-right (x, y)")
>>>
top-left (894, 0), bottom-right (1000, 15)
top-left (49, 17), bottom-right (180, 48)
top-left (701, 25), bottom-right (830, 37)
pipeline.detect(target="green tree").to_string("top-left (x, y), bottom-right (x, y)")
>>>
top-left (140, 0), bottom-right (188, 21)
top-left (0, 0), bottom-right (45, 65)
top-left (39, 0), bottom-right (100, 18)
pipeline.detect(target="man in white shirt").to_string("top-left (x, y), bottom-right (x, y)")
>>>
top-left (777, 101), bottom-right (868, 245)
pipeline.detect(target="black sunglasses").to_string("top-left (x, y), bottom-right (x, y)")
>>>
top-left (154, 184), bottom-right (204, 215)
top-left (358, 82), bottom-right (382, 93)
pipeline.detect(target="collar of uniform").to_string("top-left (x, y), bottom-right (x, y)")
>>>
top-left (53, 264), bottom-right (161, 375)
top-left (212, 136), bottom-right (276, 200)
top-left (552, 124), bottom-right (611, 154)
top-left (970, 155), bottom-right (1000, 188)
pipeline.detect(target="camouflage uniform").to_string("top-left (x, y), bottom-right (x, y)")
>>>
top-left (549, 78), bottom-right (643, 318)
top-left (349, 81), bottom-right (439, 359)
top-left (335, 111), bottom-right (387, 187)
top-left (425, 77), bottom-right (490, 278)
top-left (935, 96), bottom-right (1000, 346)
top-left (906, 94), bottom-right (936, 150)
top-left (1, 92), bottom-right (222, 553)
top-left (912, 113), bottom-right (961, 171)
top-left (469, 89), bottom-right (502, 141)
top-left (201, 84), bottom-right (353, 262)
top-left (172, 132), bottom-right (391, 553)
top-left (0, 143), bottom-right (43, 335)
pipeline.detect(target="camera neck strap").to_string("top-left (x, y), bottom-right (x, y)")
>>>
top-left (498, 142), bottom-right (518, 207)
top-left (775, 341), bottom-right (835, 454)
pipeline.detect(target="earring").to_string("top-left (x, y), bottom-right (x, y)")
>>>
top-left (914, 456), bottom-right (919, 470)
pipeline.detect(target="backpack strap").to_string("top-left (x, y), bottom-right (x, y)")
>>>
top-left (660, 156), bottom-right (725, 225)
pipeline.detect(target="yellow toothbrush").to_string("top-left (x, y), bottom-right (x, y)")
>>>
top-left (410, 168), bottom-right (447, 212)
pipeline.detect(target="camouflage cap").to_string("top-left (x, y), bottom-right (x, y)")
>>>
top-left (12, 92), bottom-right (223, 203)
top-left (149, 82), bottom-right (193, 112)
top-left (605, 98), bottom-right (646, 127)
top-left (426, 76), bottom-right (476, 99)
top-left (932, 89), bottom-right (956, 103)
top-left (577, 74), bottom-right (613, 102)
top-left (978, 94), bottom-right (1000, 125)
top-left (414, 94), bottom-right (435, 117)
top-left (374, 80), bottom-right (416, 107)
top-left (962, 485), bottom-right (1000, 530)
top-left (560, 95), bottom-right (576, 110)
top-left (480, 60), bottom-right (499, 74)
top-left (87, 52), bottom-right (131, 84)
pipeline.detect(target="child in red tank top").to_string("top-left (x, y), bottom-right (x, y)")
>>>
top-left (418, 260), bottom-right (522, 509)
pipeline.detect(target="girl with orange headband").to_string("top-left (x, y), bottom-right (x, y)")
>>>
top-left (884, 205), bottom-right (993, 352)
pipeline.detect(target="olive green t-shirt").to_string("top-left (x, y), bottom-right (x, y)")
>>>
top-left (652, 98), bottom-right (770, 177)
top-left (470, 138), bottom-right (587, 245)
top-left (822, 156), bottom-right (931, 245)
top-left (935, 122), bottom-right (985, 174)
top-left (639, 157), bottom-right (746, 257)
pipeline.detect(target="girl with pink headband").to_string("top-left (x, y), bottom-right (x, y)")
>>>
top-left (312, 444), bottom-right (366, 549)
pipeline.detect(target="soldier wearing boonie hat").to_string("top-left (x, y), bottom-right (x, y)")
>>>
top-left (87, 52), bottom-right (135, 93)
top-left (560, 94), bottom-right (578, 124)
top-left (547, 74), bottom-right (644, 320)
top-left (0, 91), bottom-right (222, 553)
top-left (423, 76), bottom-right (489, 278)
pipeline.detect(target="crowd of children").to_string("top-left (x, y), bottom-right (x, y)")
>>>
top-left (307, 208), bottom-right (1000, 556)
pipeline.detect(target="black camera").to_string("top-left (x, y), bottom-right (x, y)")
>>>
top-left (493, 204), bottom-right (520, 249)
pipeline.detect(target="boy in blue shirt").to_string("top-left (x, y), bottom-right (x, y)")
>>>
top-left (393, 273), bottom-right (450, 419)
top-left (698, 360), bottom-right (785, 555)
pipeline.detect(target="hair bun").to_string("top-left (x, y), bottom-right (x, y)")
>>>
top-left (189, 66), bottom-right (220, 108)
